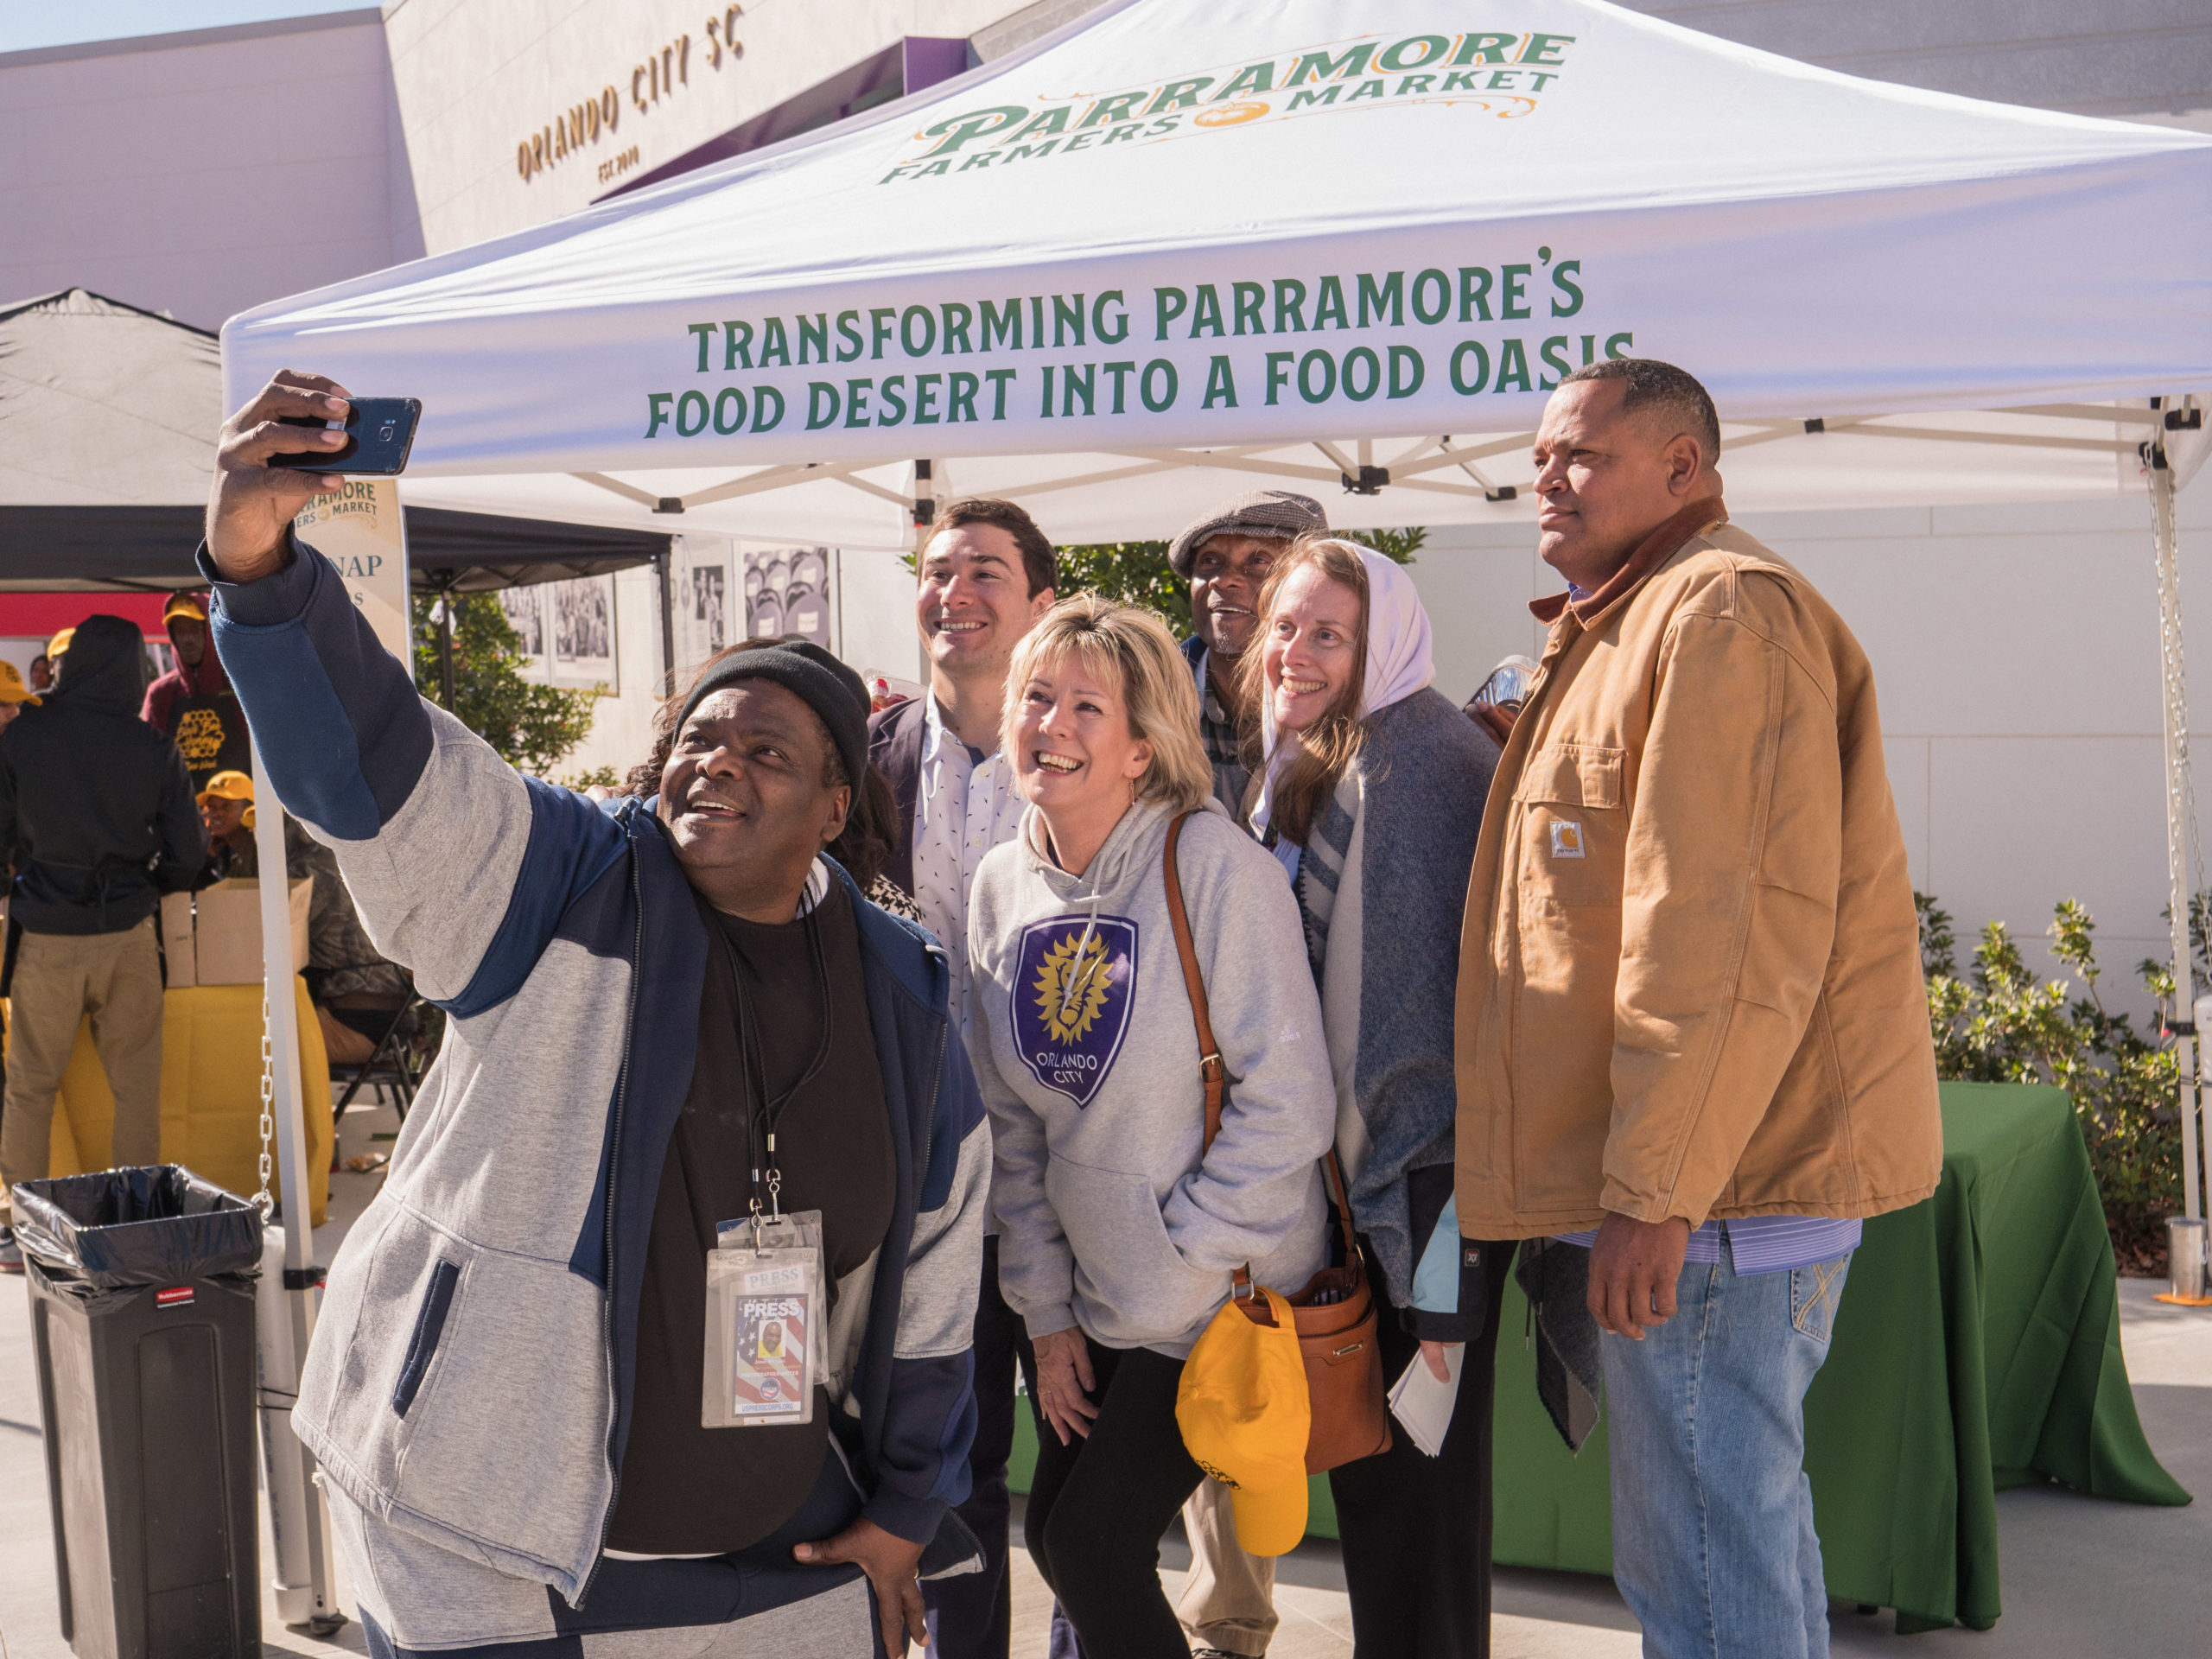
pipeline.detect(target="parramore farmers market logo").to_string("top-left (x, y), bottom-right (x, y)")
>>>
top-left (880, 28), bottom-right (1576, 183)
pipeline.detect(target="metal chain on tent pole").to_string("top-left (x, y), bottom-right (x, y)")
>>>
top-left (257, 988), bottom-right (276, 1219)
top-left (2149, 420), bottom-right (2206, 1225)
top-left (2152, 444), bottom-right (2205, 957)
top-left (2156, 403), bottom-right (2207, 896)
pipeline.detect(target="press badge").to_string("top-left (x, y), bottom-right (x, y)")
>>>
top-left (703, 1211), bottom-right (823, 1428)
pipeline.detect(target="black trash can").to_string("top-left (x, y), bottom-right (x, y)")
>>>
top-left (14, 1166), bottom-right (263, 1659)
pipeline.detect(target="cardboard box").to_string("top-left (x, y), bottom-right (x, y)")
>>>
top-left (161, 880), bottom-right (312, 988)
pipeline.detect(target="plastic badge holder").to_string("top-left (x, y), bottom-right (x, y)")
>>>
top-left (703, 1211), bottom-right (823, 1428)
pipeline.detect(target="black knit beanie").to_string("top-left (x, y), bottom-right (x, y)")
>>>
top-left (675, 640), bottom-right (870, 789)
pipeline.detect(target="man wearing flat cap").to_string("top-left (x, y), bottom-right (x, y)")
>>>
top-left (1167, 490), bottom-right (1329, 819)
top-left (195, 372), bottom-right (990, 1657)
top-left (1159, 487), bottom-right (1325, 1659)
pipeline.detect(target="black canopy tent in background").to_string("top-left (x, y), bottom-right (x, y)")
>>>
top-left (0, 289), bottom-right (678, 695)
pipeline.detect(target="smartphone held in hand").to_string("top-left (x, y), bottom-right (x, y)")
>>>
top-left (269, 397), bottom-right (421, 475)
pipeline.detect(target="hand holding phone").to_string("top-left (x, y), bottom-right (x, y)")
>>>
top-left (268, 397), bottom-right (421, 476)
top-left (207, 373), bottom-right (390, 584)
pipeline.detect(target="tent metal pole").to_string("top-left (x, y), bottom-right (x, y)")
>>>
top-left (912, 460), bottom-right (938, 683)
top-left (656, 546), bottom-right (677, 692)
top-left (249, 737), bottom-right (346, 1632)
top-left (2151, 451), bottom-right (2204, 1226)
top-left (437, 591), bottom-right (455, 709)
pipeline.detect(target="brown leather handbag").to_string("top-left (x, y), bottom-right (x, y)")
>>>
top-left (1163, 814), bottom-right (1393, 1473)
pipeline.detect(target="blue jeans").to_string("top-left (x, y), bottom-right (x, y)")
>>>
top-left (1602, 1247), bottom-right (1853, 1659)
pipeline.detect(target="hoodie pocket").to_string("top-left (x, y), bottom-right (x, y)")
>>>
top-left (391, 1258), bottom-right (461, 1417)
top-left (1046, 1158), bottom-right (1229, 1345)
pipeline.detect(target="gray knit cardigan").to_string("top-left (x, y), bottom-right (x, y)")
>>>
top-left (1293, 686), bottom-right (1500, 1305)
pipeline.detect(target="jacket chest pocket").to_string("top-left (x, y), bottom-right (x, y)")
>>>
top-left (1513, 744), bottom-right (1627, 911)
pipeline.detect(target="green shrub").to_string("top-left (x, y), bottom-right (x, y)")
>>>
top-left (411, 594), bottom-right (599, 777)
top-left (1916, 893), bottom-right (2184, 1272)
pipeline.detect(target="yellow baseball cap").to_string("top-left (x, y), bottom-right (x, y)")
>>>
top-left (197, 769), bottom-right (254, 804)
top-left (163, 593), bottom-right (209, 624)
top-left (47, 626), bottom-right (73, 658)
top-left (0, 661), bottom-right (41, 706)
top-left (1174, 1286), bottom-right (1312, 1556)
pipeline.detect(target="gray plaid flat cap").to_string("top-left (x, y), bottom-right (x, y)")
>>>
top-left (1166, 489), bottom-right (1329, 577)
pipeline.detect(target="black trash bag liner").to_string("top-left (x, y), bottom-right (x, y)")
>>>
top-left (12, 1165), bottom-right (262, 1308)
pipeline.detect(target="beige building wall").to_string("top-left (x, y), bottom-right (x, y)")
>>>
top-left (0, 10), bottom-right (420, 331)
top-left (382, 0), bottom-right (1086, 255)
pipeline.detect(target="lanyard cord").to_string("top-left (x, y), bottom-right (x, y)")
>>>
top-left (716, 903), bottom-right (833, 1224)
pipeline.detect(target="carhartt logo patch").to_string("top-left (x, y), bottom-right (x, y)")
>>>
top-left (1549, 820), bottom-right (1586, 858)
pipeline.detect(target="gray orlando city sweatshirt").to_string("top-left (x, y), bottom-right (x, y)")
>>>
top-left (969, 796), bottom-right (1334, 1358)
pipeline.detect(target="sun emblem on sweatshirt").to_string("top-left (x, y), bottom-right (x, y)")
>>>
top-left (1033, 931), bottom-right (1113, 1045)
top-left (1012, 915), bottom-right (1139, 1106)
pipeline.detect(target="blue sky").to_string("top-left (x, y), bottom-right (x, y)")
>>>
top-left (0, 1), bottom-right (372, 55)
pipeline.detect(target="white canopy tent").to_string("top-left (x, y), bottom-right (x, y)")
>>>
top-left (220, 0), bottom-right (2212, 543)
top-left (219, 0), bottom-right (2212, 1626)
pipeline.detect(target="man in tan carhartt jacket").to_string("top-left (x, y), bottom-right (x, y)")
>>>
top-left (1454, 360), bottom-right (1940, 1658)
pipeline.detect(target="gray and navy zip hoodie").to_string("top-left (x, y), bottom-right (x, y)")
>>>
top-left (202, 537), bottom-right (989, 1606)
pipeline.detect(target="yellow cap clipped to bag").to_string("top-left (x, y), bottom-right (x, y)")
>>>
top-left (1175, 1285), bottom-right (1312, 1556)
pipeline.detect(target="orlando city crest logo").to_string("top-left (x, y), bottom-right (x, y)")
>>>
top-left (1012, 915), bottom-right (1139, 1106)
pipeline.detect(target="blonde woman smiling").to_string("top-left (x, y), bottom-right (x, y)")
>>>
top-left (966, 595), bottom-right (1333, 1659)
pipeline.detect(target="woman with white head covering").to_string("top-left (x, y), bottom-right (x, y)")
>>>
top-left (1237, 536), bottom-right (1516, 1656)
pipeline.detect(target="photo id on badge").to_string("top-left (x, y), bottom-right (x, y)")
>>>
top-left (703, 1211), bottom-right (823, 1428)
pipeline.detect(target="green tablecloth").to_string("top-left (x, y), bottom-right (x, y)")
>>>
top-left (1008, 1083), bottom-right (2188, 1632)
top-left (1489, 1082), bottom-right (2188, 1631)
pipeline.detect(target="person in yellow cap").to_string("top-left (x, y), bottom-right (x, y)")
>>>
top-left (143, 591), bottom-right (251, 792)
top-left (0, 659), bottom-right (41, 731)
top-left (188, 768), bottom-right (410, 1065)
top-left (195, 768), bottom-right (257, 880)
top-left (42, 628), bottom-right (73, 688)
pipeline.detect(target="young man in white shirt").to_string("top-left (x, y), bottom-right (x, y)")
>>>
top-left (868, 498), bottom-right (1057, 1659)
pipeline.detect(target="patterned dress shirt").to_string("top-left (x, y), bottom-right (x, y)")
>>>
top-left (910, 695), bottom-right (1027, 1049)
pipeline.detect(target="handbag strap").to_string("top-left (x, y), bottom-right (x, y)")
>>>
top-left (1161, 814), bottom-right (1360, 1298)
top-left (1162, 813), bottom-right (1227, 1152)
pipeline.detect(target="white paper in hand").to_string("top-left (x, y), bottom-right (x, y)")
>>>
top-left (1389, 1344), bottom-right (1464, 1459)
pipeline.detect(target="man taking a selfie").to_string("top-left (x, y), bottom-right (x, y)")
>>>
top-left (200, 372), bottom-right (990, 1658)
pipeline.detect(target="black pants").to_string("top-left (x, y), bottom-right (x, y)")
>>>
top-left (1023, 1335), bottom-right (1202, 1659)
top-left (924, 1235), bottom-right (1017, 1659)
top-left (1329, 1239), bottom-right (1517, 1658)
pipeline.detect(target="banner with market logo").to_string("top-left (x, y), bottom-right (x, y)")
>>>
top-left (294, 480), bottom-right (411, 671)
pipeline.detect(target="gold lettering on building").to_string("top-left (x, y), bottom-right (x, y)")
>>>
top-left (517, 11), bottom-right (739, 183)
